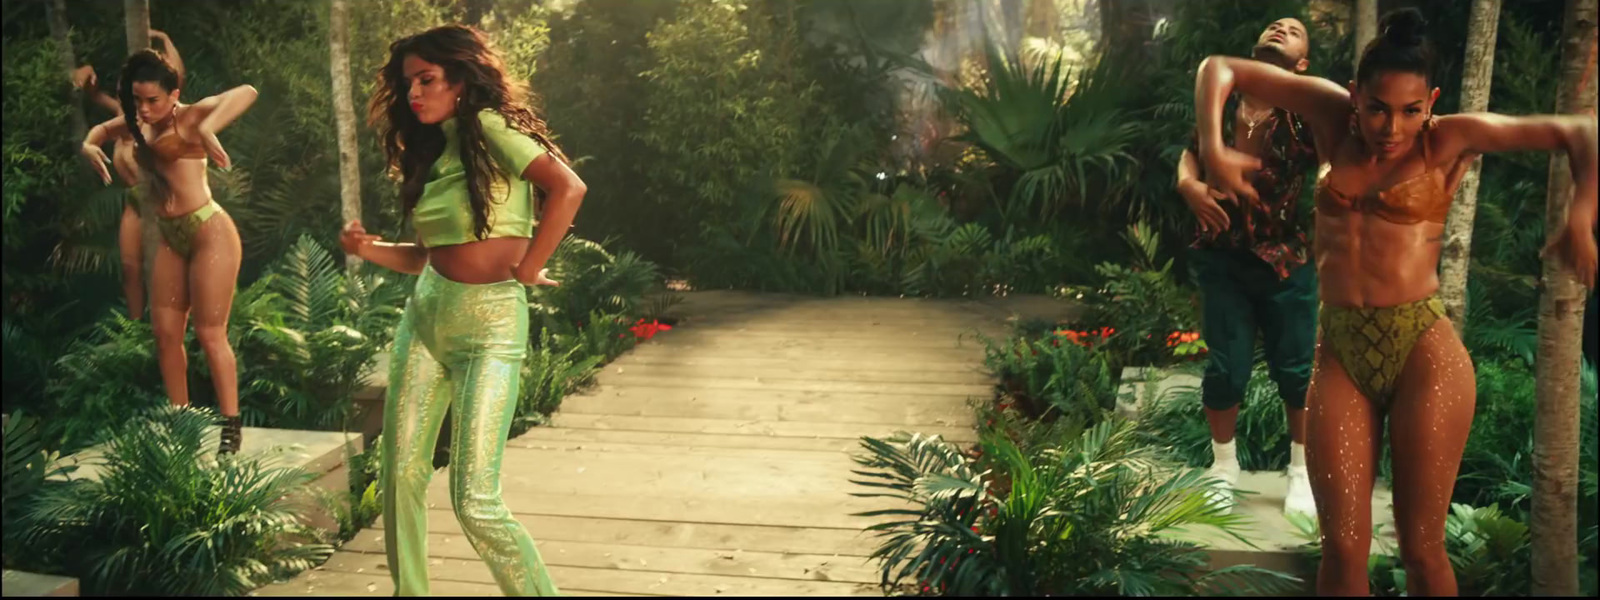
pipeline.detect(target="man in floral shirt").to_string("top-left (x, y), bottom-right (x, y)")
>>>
top-left (1175, 17), bottom-right (1323, 519)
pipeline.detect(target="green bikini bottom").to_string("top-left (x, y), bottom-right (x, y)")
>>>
top-left (157, 200), bottom-right (222, 259)
top-left (1319, 295), bottom-right (1447, 408)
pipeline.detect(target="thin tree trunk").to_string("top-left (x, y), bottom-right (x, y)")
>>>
top-left (329, 0), bottom-right (363, 276)
top-left (1439, 0), bottom-right (1501, 336)
top-left (124, 0), bottom-right (150, 54)
top-left (1532, 0), bottom-right (1597, 595)
top-left (1353, 0), bottom-right (1378, 72)
top-left (46, 0), bottom-right (87, 142)
top-left (125, 0), bottom-right (158, 301)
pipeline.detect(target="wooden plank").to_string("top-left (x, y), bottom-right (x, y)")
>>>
top-left (339, 529), bottom-right (881, 584)
top-left (418, 490), bottom-right (902, 530)
top-left (562, 394), bottom-right (972, 428)
top-left (653, 330), bottom-right (988, 352)
top-left (618, 347), bottom-right (991, 371)
top-left (608, 356), bottom-right (989, 377)
top-left (250, 567), bottom-right (631, 597)
top-left (663, 321), bottom-right (1000, 337)
top-left (428, 447), bottom-right (899, 502)
top-left (369, 511), bottom-right (878, 557)
top-left (623, 344), bottom-right (983, 367)
top-left (551, 413), bottom-right (979, 443)
top-left (508, 438), bottom-right (859, 462)
top-left (600, 363), bottom-right (993, 385)
top-left (315, 551), bottom-right (880, 596)
top-left (512, 426), bottom-right (880, 453)
top-left (590, 374), bottom-right (991, 398)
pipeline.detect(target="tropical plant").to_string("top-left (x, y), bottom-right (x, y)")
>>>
top-left (938, 37), bottom-right (1144, 227)
top-left (227, 235), bottom-right (405, 431)
top-left (511, 327), bottom-right (606, 434)
top-left (528, 236), bottom-right (664, 336)
top-left (1070, 221), bottom-right (1199, 371)
top-left (979, 330), bottom-right (1117, 426)
top-left (850, 419), bottom-right (1301, 596)
top-left (46, 312), bottom-right (168, 452)
top-left (1289, 502), bottom-right (1532, 597)
top-left (2, 411), bottom-right (74, 572)
top-left (1137, 364), bottom-right (1293, 472)
top-left (21, 406), bottom-right (333, 596)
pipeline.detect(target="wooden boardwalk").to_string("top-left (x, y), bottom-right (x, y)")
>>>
top-left (254, 291), bottom-right (1076, 597)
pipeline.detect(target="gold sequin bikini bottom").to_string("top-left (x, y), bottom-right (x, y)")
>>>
top-left (1319, 295), bottom-right (1446, 408)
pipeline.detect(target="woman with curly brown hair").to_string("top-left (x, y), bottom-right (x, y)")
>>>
top-left (341, 24), bottom-right (585, 596)
top-left (79, 47), bottom-right (257, 455)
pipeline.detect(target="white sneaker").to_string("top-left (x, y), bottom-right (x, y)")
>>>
top-left (1284, 465), bottom-right (1317, 518)
top-left (1203, 463), bottom-right (1240, 514)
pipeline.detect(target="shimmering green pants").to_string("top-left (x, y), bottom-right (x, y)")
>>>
top-left (381, 265), bottom-right (557, 596)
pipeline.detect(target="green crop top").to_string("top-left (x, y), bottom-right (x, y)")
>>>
top-left (413, 110), bottom-right (549, 247)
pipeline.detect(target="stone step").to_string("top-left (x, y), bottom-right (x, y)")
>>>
top-left (1, 570), bottom-right (78, 597)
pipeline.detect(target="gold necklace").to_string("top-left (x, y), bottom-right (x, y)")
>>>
top-left (1239, 102), bottom-right (1274, 139)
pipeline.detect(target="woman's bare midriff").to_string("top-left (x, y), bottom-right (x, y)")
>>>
top-left (148, 157), bottom-right (216, 218)
top-left (1314, 211), bottom-right (1444, 308)
top-left (427, 237), bottom-right (533, 284)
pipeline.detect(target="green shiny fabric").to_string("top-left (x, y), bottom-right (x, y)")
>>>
top-left (157, 200), bottom-right (221, 258)
top-left (413, 110), bottom-right (548, 248)
top-left (381, 264), bottom-right (556, 596)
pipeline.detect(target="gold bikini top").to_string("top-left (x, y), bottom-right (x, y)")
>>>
top-left (148, 128), bottom-right (206, 161)
top-left (145, 108), bottom-right (206, 161)
top-left (1315, 133), bottom-right (1451, 225)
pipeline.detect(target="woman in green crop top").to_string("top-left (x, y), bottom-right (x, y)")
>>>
top-left (340, 25), bottom-right (585, 596)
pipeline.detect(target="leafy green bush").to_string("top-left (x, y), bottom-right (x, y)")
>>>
top-left (2, 411), bottom-right (73, 573)
top-left (512, 327), bottom-right (606, 433)
top-left (227, 235), bottom-right (405, 431)
top-left (1136, 365), bottom-right (1292, 472)
top-left (850, 419), bottom-right (1300, 596)
top-left (1067, 221), bottom-right (1200, 371)
top-left (21, 406), bottom-right (333, 596)
top-left (1290, 502), bottom-right (1532, 597)
top-left (979, 331), bottom-right (1116, 426)
top-left (46, 313), bottom-right (169, 452)
top-left (528, 236), bottom-right (666, 336)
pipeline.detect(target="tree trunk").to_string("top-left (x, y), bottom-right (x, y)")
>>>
top-left (1353, 0), bottom-right (1378, 72)
top-left (124, 0), bottom-right (150, 54)
top-left (329, 0), bottom-right (363, 276)
top-left (1438, 0), bottom-right (1501, 336)
top-left (46, 0), bottom-right (87, 142)
top-left (125, 0), bottom-right (159, 301)
top-left (1532, 0), bottom-right (1597, 595)
top-left (1098, 0), bottom-right (1154, 62)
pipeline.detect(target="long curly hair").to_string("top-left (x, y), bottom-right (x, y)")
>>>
top-left (117, 49), bottom-right (182, 203)
top-left (368, 25), bottom-right (569, 241)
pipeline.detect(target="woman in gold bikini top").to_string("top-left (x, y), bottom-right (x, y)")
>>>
top-left (1190, 7), bottom-right (1597, 597)
top-left (78, 48), bottom-right (260, 455)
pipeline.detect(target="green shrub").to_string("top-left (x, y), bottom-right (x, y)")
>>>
top-left (1136, 365), bottom-right (1291, 472)
top-left (979, 331), bottom-right (1117, 427)
top-left (851, 419), bottom-right (1300, 596)
top-left (22, 406), bottom-right (333, 596)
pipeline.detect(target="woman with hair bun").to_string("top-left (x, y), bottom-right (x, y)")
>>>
top-left (1191, 7), bottom-right (1597, 595)
top-left (79, 48), bottom-right (258, 456)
